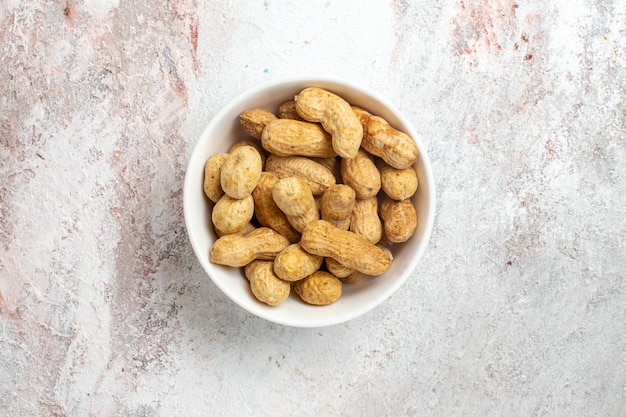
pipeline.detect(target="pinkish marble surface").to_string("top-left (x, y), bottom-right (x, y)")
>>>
top-left (1, 1), bottom-right (625, 416)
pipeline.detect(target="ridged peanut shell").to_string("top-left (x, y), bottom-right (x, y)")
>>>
top-left (245, 261), bottom-right (290, 306)
top-left (261, 119), bottom-right (336, 158)
top-left (273, 243), bottom-right (323, 282)
top-left (251, 172), bottom-right (300, 243)
top-left (353, 106), bottom-right (418, 169)
top-left (294, 87), bottom-right (363, 159)
top-left (300, 220), bottom-right (392, 276)
top-left (265, 154), bottom-right (335, 195)
top-left (209, 227), bottom-right (290, 267)
top-left (220, 145), bottom-right (263, 199)
top-left (293, 271), bottom-right (342, 306)
top-left (239, 108), bottom-right (278, 140)
top-left (340, 149), bottom-right (381, 199)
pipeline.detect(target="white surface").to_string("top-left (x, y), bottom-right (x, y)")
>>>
top-left (1, 0), bottom-right (625, 416)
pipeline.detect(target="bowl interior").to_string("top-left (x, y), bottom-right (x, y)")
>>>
top-left (184, 76), bottom-right (435, 327)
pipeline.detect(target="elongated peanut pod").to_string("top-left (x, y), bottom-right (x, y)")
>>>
top-left (294, 87), bottom-right (363, 159)
top-left (261, 119), bottom-right (336, 158)
top-left (300, 220), bottom-right (392, 276)
top-left (272, 176), bottom-right (319, 233)
top-left (352, 106), bottom-right (418, 170)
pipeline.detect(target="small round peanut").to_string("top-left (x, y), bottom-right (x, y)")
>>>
top-left (212, 194), bottom-right (254, 235)
top-left (203, 153), bottom-right (228, 203)
top-left (261, 119), bottom-right (336, 158)
top-left (245, 260), bottom-right (290, 306)
top-left (340, 149), bottom-right (381, 199)
top-left (294, 87), bottom-right (363, 159)
top-left (220, 145), bottom-right (263, 199)
top-left (209, 227), bottom-right (290, 267)
top-left (378, 160), bottom-right (418, 201)
top-left (320, 184), bottom-right (356, 230)
top-left (239, 108), bottom-right (278, 140)
top-left (293, 271), bottom-right (342, 306)
top-left (272, 176), bottom-right (319, 233)
top-left (265, 154), bottom-right (336, 195)
top-left (352, 106), bottom-right (418, 170)
top-left (273, 243), bottom-right (323, 282)
top-left (379, 195), bottom-right (418, 243)
top-left (251, 172), bottom-right (301, 243)
top-left (350, 196), bottom-right (382, 244)
top-left (300, 220), bottom-right (393, 276)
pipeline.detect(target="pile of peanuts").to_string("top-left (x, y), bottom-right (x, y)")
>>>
top-left (203, 87), bottom-right (419, 306)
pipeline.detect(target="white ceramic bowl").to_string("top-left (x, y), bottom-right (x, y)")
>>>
top-left (184, 75), bottom-right (435, 327)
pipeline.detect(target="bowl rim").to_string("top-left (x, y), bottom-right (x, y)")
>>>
top-left (183, 74), bottom-right (436, 327)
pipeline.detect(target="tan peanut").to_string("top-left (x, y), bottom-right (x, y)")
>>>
top-left (229, 139), bottom-right (267, 166)
top-left (294, 87), bottom-right (363, 159)
top-left (320, 184), bottom-right (356, 230)
top-left (209, 227), bottom-right (290, 267)
top-left (340, 149), bottom-right (381, 199)
top-left (265, 154), bottom-right (335, 195)
top-left (350, 196), bottom-right (382, 244)
top-left (203, 153), bottom-right (228, 203)
top-left (278, 99), bottom-right (305, 121)
top-left (239, 108), bottom-right (278, 140)
top-left (273, 243), bottom-right (323, 282)
top-left (378, 160), bottom-right (418, 201)
top-left (293, 271), bottom-right (342, 305)
top-left (215, 222), bottom-right (256, 238)
top-left (352, 106), bottom-right (418, 169)
top-left (312, 156), bottom-right (342, 183)
top-left (212, 194), bottom-right (255, 235)
top-left (261, 119), bottom-right (336, 158)
top-left (251, 172), bottom-right (300, 243)
top-left (325, 257), bottom-right (353, 278)
top-left (272, 176), bottom-right (319, 233)
top-left (300, 220), bottom-right (393, 276)
top-left (379, 195), bottom-right (418, 243)
top-left (340, 271), bottom-right (365, 284)
top-left (220, 145), bottom-right (263, 199)
top-left (245, 260), bottom-right (290, 306)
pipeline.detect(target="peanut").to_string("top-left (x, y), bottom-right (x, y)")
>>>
top-left (203, 153), bottom-right (228, 203)
top-left (239, 108), bottom-right (278, 140)
top-left (212, 194), bottom-right (255, 236)
top-left (379, 195), bottom-right (417, 243)
top-left (300, 220), bottom-right (393, 276)
top-left (325, 257), bottom-right (353, 278)
top-left (293, 271), bottom-right (342, 305)
top-left (340, 271), bottom-right (365, 284)
top-left (215, 222), bottom-right (256, 238)
top-left (251, 172), bottom-right (300, 243)
top-left (340, 148), bottom-right (381, 199)
top-left (272, 176), bottom-right (319, 233)
top-left (278, 99), bottom-right (305, 121)
top-left (245, 260), bottom-right (290, 306)
top-left (294, 87), bottom-right (363, 159)
top-left (352, 106), bottom-right (418, 170)
top-left (273, 243), bottom-right (323, 282)
top-left (265, 154), bottom-right (335, 195)
top-left (261, 119), bottom-right (336, 158)
top-left (229, 139), bottom-right (267, 166)
top-left (220, 145), bottom-right (263, 199)
top-left (312, 156), bottom-right (342, 183)
top-left (320, 184), bottom-right (356, 230)
top-left (350, 196), bottom-right (382, 244)
top-left (209, 227), bottom-right (290, 267)
top-left (378, 160), bottom-right (418, 201)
